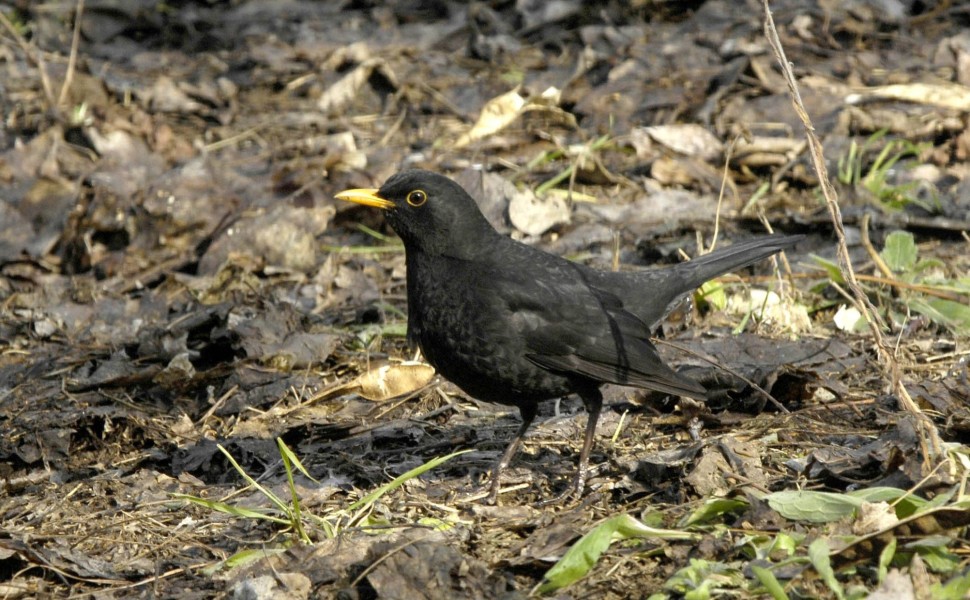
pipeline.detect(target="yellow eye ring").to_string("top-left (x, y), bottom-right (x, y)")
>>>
top-left (406, 190), bottom-right (427, 207)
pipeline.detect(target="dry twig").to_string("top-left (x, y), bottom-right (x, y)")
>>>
top-left (761, 0), bottom-right (943, 468)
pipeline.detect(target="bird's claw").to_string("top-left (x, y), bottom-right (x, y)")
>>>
top-left (484, 479), bottom-right (501, 505)
top-left (536, 471), bottom-right (587, 507)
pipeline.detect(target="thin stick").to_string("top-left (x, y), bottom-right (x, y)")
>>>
top-left (57, 0), bottom-right (85, 108)
top-left (860, 213), bottom-right (895, 280)
top-left (0, 8), bottom-right (56, 110)
top-left (761, 1), bottom-right (941, 464)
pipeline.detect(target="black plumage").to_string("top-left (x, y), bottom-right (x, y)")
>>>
top-left (337, 170), bottom-right (800, 503)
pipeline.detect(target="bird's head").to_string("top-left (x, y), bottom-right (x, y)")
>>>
top-left (336, 170), bottom-right (496, 257)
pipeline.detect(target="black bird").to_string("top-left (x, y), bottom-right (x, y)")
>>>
top-left (337, 170), bottom-right (800, 503)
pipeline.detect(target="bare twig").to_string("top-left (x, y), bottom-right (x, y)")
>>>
top-left (57, 0), bottom-right (85, 109)
top-left (860, 213), bottom-right (895, 280)
top-left (761, 1), bottom-right (942, 466)
top-left (708, 137), bottom-right (737, 253)
top-left (655, 338), bottom-right (789, 414)
top-left (0, 7), bottom-right (56, 110)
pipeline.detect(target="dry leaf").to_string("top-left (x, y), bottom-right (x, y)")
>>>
top-left (508, 186), bottom-right (570, 236)
top-left (852, 501), bottom-right (899, 535)
top-left (632, 124), bottom-right (724, 162)
top-left (846, 82), bottom-right (970, 111)
top-left (452, 86), bottom-right (573, 148)
top-left (727, 289), bottom-right (813, 335)
top-left (355, 361), bottom-right (436, 401)
top-left (318, 58), bottom-right (396, 114)
top-left (454, 88), bottom-right (527, 148)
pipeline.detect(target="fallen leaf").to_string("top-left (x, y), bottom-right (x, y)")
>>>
top-left (355, 361), bottom-right (436, 401)
top-left (454, 88), bottom-right (527, 148)
top-left (632, 124), bottom-right (724, 162)
top-left (846, 82), bottom-right (970, 110)
top-left (508, 186), bottom-right (570, 236)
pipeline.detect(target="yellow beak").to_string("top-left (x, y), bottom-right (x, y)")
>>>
top-left (334, 188), bottom-right (394, 210)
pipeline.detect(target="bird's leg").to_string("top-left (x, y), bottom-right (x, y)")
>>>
top-left (539, 386), bottom-right (603, 506)
top-left (573, 387), bottom-right (604, 497)
top-left (485, 402), bottom-right (538, 505)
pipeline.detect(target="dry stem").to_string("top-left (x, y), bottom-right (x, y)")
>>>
top-left (761, 0), bottom-right (942, 467)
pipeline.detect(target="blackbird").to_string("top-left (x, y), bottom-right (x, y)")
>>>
top-left (337, 170), bottom-right (800, 503)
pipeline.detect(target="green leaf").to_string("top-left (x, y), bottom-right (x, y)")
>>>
top-left (767, 532), bottom-right (800, 560)
top-left (277, 438), bottom-right (319, 483)
top-left (664, 559), bottom-right (741, 599)
top-left (810, 255), bottom-right (845, 284)
top-left (914, 545), bottom-right (962, 573)
top-left (536, 517), bottom-right (621, 594)
top-left (846, 487), bottom-right (928, 517)
top-left (751, 565), bottom-right (789, 600)
top-left (877, 538), bottom-right (896, 583)
top-left (381, 321), bottom-right (409, 337)
top-left (223, 548), bottom-right (286, 569)
top-left (845, 487), bottom-right (907, 501)
top-left (680, 497), bottom-right (749, 527)
top-left (905, 535), bottom-right (957, 550)
top-left (931, 570), bottom-right (970, 600)
top-left (216, 444), bottom-right (287, 513)
top-left (417, 517), bottom-right (456, 531)
top-left (612, 514), bottom-right (698, 541)
top-left (944, 276), bottom-right (970, 292)
top-left (201, 548), bottom-right (287, 575)
top-left (537, 514), bottom-right (697, 594)
top-left (750, 488), bottom-right (931, 524)
top-left (808, 538), bottom-right (844, 600)
top-left (277, 438), bottom-right (309, 543)
top-left (920, 487), bottom-right (955, 512)
top-left (908, 298), bottom-right (970, 335)
top-left (880, 231), bottom-right (917, 272)
top-left (914, 257), bottom-right (945, 272)
top-left (697, 280), bottom-right (727, 311)
top-left (766, 490), bottom-right (864, 523)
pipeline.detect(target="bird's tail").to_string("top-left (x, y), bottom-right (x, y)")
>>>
top-left (673, 234), bottom-right (802, 290)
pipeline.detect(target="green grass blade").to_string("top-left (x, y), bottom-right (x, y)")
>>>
top-left (877, 538), bottom-right (896, 583)
top-left (277, 439), bottom-right (310, 543)
top-left (347, 449), bottom-right (472, 511)
top-left (807, 538), bottom-right (843, 600)
top-left (173, 493), bottom-right (290, 524)
top-left (751, 565), bottom-right (789, 600)
top-left (217, 444), bottom-right (289, 514)
top-left (277, 437), bottom-right (318, 483)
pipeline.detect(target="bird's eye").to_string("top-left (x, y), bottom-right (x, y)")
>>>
top-left (406, 190), bottom-right (427, 207)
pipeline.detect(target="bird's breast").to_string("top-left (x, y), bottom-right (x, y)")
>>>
top-left (404, 253), bottom-right (574, 405)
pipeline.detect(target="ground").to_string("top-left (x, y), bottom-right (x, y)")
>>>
top-left (1, 1), bottom-right (969, 598)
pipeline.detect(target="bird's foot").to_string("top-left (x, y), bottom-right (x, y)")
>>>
top-left (484, 478), bottom-right (501, 505)
top-left (536, 470), bottom-right (586, 507)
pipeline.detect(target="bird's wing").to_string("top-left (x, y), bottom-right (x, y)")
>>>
top-left (501, 270), bottom-right (707, 399)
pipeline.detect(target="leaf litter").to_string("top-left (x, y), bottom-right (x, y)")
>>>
top-left (1, 1), bottom-right (969, 598)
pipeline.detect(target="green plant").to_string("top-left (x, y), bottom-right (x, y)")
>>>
top-left (539, 479), bottom-right (970, 598)
top-left (174, 440), bottom-right (469, 570)
top-left (836, 130), bottom-right (935, 212)
top-left (812, 231), bottom-right (970, 335)
top-left (174, 439), bottom-right (316, 543)
top-left (879, 231), bottom-right (970, 335)
top-left (535, 514), bottom-right (698, 595)
top-left (520, 132), bottom-right (614, 198)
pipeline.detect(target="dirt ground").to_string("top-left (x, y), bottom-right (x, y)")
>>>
top-left (1, 1), bottom-right (969, 598)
